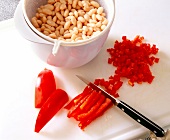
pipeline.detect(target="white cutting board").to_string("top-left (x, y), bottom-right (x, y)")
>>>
top-left (0, 0), bottom-right (170, 140)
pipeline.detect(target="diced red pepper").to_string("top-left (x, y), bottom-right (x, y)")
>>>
top-left (35, 89), bottom-right (69, 133)
top-left (35, 68), bottom-right (56, 108)
top-left (107, 35), bottom-right (160, 86)
top-left (93, 75), bottom-right (122, 98)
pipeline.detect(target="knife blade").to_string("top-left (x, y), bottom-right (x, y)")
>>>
top-left (76, 75), bottom-right (165, 138)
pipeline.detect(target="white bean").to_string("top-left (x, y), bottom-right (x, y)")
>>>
top-left (49, 33), bottom-right (56, 39)
top-left (48, 0), bottom-right (55, 4)
top-left (74, 11), bottom-right (78, 18)
top-left (47, 19), bottom-right (56, 26)
top-left (32, 17), bottom-right (39, 28)
top-left (44, 28), bottom-right (51, 33)
top-left (68, 4), bottom-right (72, 11)
top-left (75, 37), bottom-right (83, 41)
top-left (73, 27), bottom-right (79, 34)
top-left (44, 30), bottom-right (50, 35)
top-left (39, 13), bottom-right (45, 18)
top-left (97, 7), bottom-right (104, 15)
top-left (82, 30), bottom-right (86, 35)
top-left (60, 4), bottom-right (67, 10)
top-left (60, 27), bottom-right (64, 35)
top-left (102, 18), bottom-right (108, 25)
top-left (92, 14), bottom-right (97, 21)
top-left (68, 0), bottom-right (73, 4)
top-left (93, 27), bottom-right (101, 32)
top-left (44, 4), bottom-right (54, 11)
top-left (71, 34), bottom-right (77, 40)
top-left (56, 12), bottom-right (64, 21)
top-left (64, 33), bottom-right (72, 38)
top-left (78, 1), bottom-right (83, 7)
top-left (47, 16), bottom-right (52, 20)
top-left (52, 16), bottom-right (57, 22)
top-left (78, 16), bottom-right (85, 23)
top-left (55, 2), bottom-right (61, 12)
top-left (96, 14), bottom-right (102, 21)
top-left (60, 0), bottom-right (66, 4)
top-left (69, 12), bottom-right (74, 16)
top-left (90, 1), bottom-right (99, 8)
top-left (88, 9), bottom-right (97, 16)
top-left (42, 8), bottom-right (53, 15)
top-left (64, 21), bottom-right (71, 30)
top-left (55, 30), bottom-right (60, 37)
top-left (77, 21), bottom-right (82, 29)
top-left (72, 0), bottom-right (78, 8)
top-left (96, 21), bottom-right (102, 28)
top-left (87, 23), bottom-right (96, 28)
top-left (101, 24), bottom-right (106, 30)
top-left (60, 21), bottom-right (66, 25)
top-left (37, 20), bottom-right (42, 26)
top-left (84, 14), bottom-right (90, 21)
top-left (71, 16), bottom-right (77, 25)
top-left (86, 27), bottom-right (93, 36)
top-left (82, 26), bottom-right (88, 32)
top-left (78, 10), bottom-right (85, 16)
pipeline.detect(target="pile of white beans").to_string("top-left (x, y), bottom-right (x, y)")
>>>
top-left (31, 0), bottom-right (108, 42)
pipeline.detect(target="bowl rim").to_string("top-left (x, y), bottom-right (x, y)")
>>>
top-left (22, 0), bottom-right (115, 47)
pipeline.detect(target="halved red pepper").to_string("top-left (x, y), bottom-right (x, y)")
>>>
top-left (34, 89), bottom-right (69, 133)
top-left (35, 68), bottom-right (56, 108)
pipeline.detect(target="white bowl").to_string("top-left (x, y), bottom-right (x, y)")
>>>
top-left (21, 0), bottom-right (115, 68)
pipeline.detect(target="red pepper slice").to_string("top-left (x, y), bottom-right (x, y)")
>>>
top-left (79, 90), bottom-right (101, 114)
top-left (67, 94), bottom-right (90, 118)
top-left (34, 89), bottom-right (69, 133)
top-left (64, 86), bottom-right (92, 110)
top-left (79, 97), bottom-right (112, 130)
top-left (35, 68), bottom-right (56, 108)
top-left (77, 92), bottom-right (105, 122)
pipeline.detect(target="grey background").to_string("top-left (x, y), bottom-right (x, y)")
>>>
top-left (0, 0), bottom-right (20, 21)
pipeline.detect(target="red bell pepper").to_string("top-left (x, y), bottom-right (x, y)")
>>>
top-left (35, 68), bottom-right (56, 108)
top-left (35, 89), bottom-right (69, 133)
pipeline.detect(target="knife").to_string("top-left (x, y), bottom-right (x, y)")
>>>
top-left (76, 75), bottom-right (165, 137)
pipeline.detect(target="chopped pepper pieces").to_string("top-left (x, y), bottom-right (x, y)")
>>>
top-left (107, 35), bottom-right (159, 86)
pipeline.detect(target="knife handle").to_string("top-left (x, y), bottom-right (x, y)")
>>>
top-left (117, 101), bottom-right (165, 137)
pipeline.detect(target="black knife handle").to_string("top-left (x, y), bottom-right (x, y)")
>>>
top-left (117, 101), bottom-right (165, 137)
